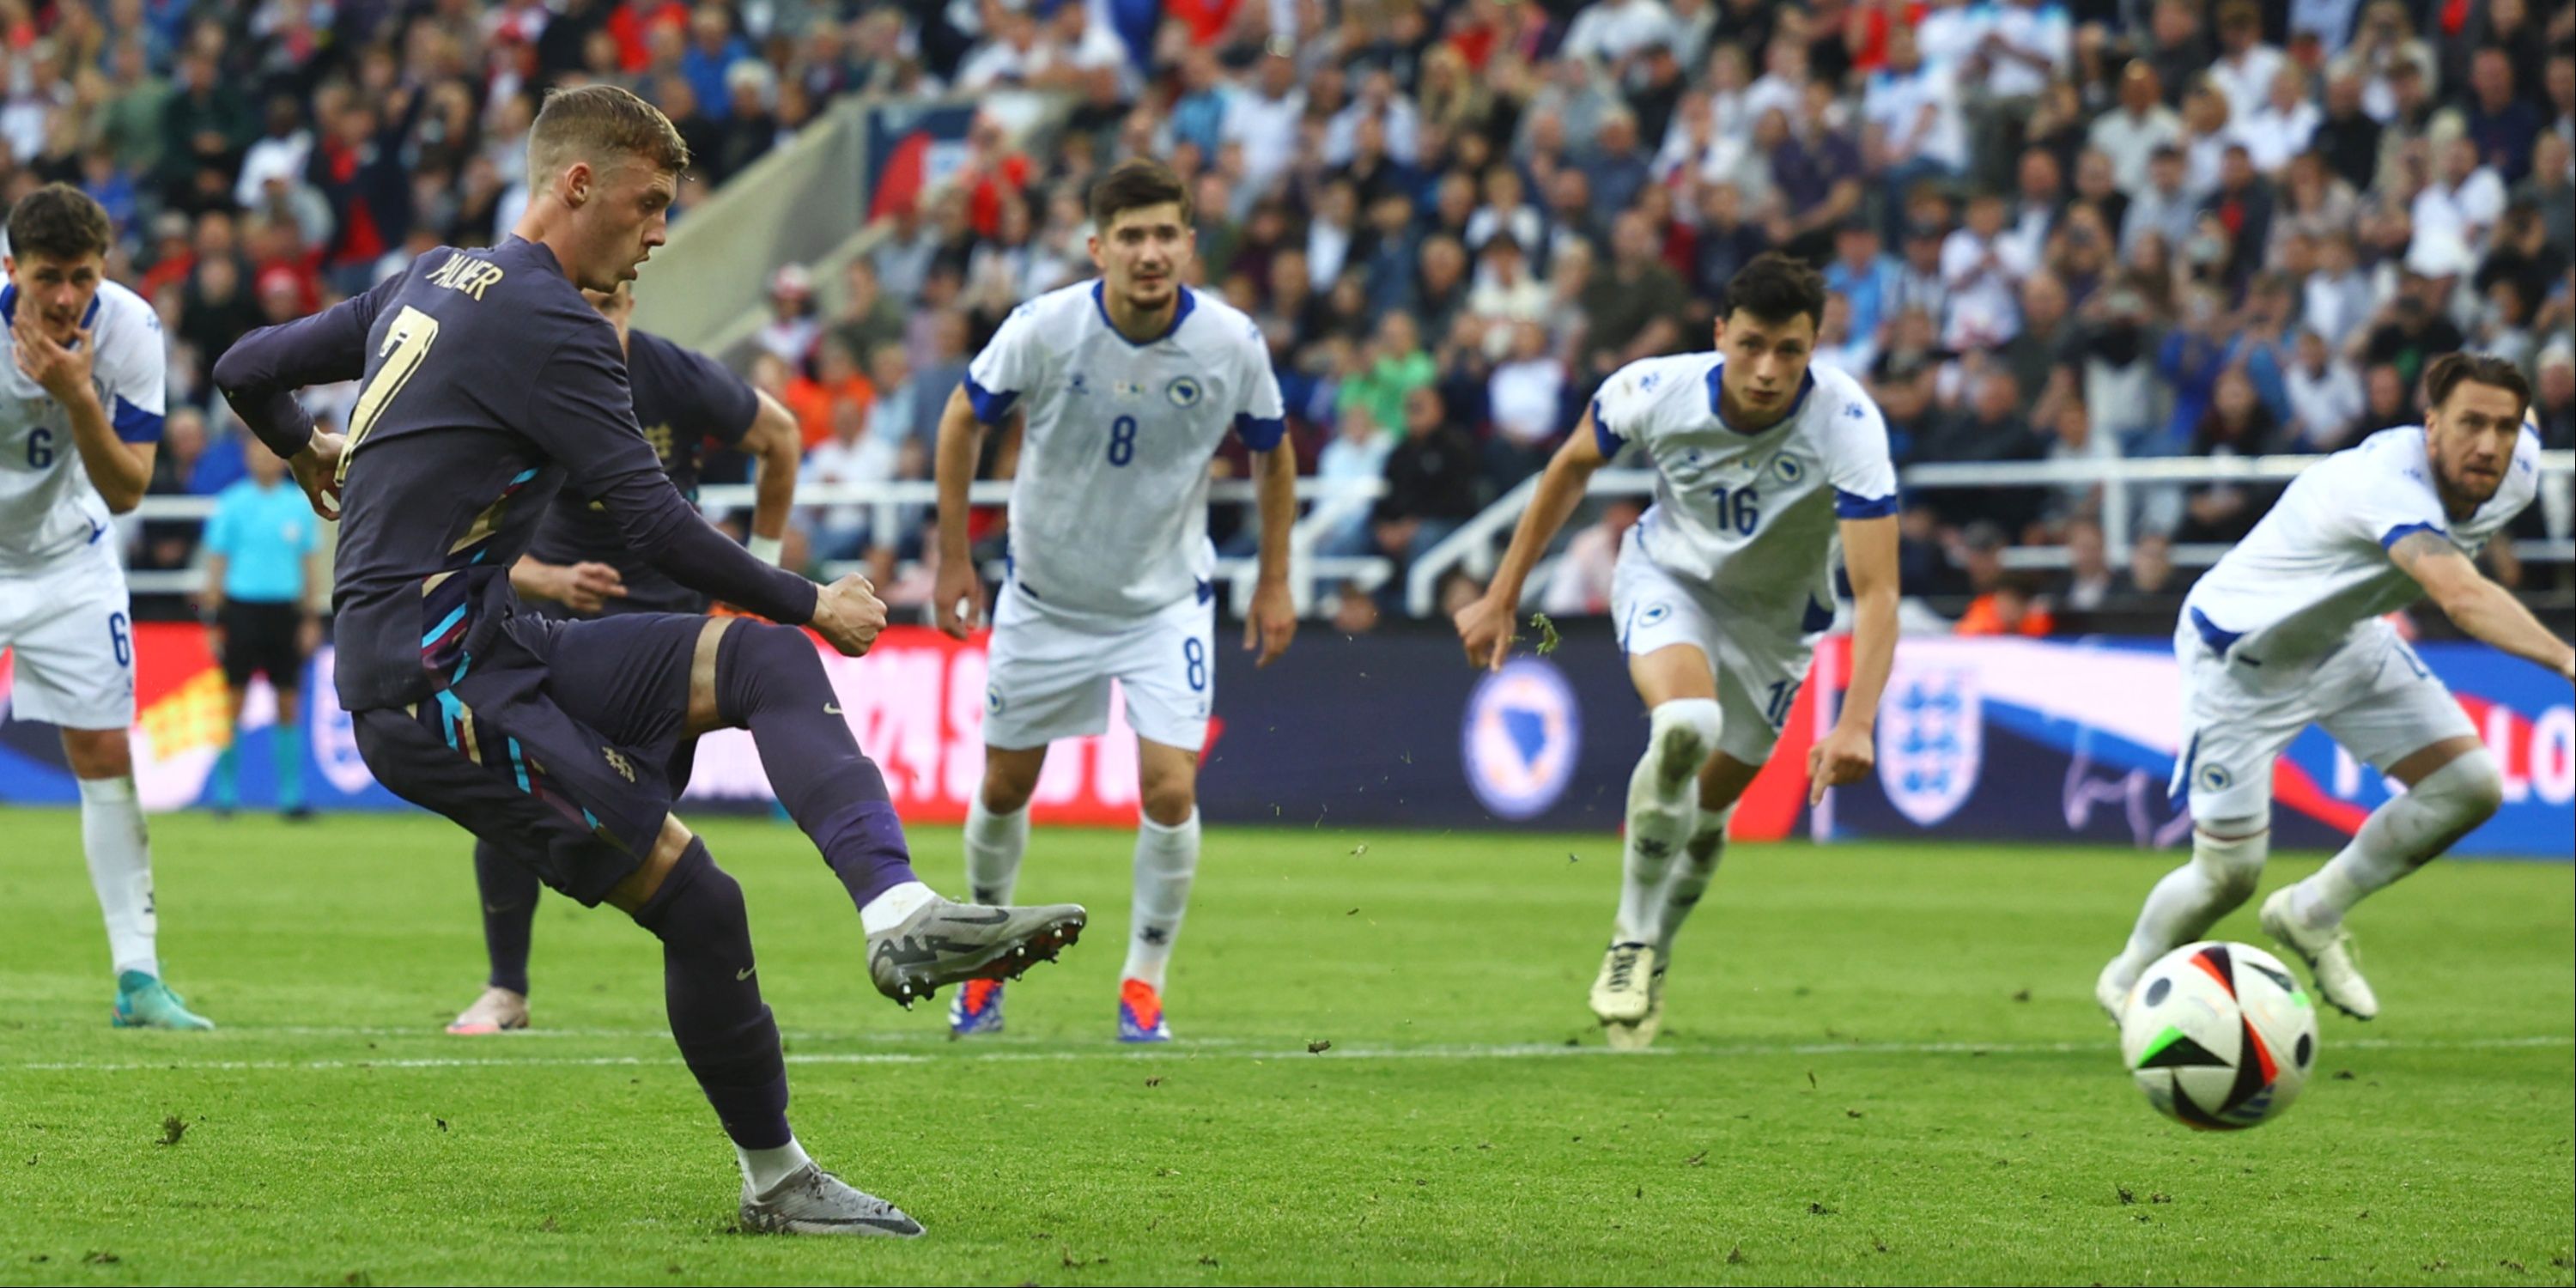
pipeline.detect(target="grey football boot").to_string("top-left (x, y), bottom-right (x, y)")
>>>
top-left (740, 1164), bottom-right (926, 1237)
top-left (866, 896), bottom-right (1086, 1007)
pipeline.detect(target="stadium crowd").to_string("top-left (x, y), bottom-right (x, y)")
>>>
top-left (21, 0), bottom-right (2571, 631)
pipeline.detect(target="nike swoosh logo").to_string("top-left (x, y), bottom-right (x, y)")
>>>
top-left (940, 908), bottom-right (1012, 925)
top-left (823, 703), bottom-right (842, 714)
top-left (736, 966), bottom-right (756, 981)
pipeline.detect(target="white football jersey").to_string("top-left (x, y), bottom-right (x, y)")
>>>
top-left (2183, 424), bottom-right (2542, 669)
top-left (966, 280), bottom-right (1285, 618)
top-left (1593, 354), bottom-right (1898, 633)
top-left (0, 280), bottom-right (165, 570)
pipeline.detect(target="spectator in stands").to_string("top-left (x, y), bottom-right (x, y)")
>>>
top-left (2534, 342), bottom-right (2575, 452)
top-left (2360, 285), bottom-right (2467, 390)
top-left (2310, 70), bottom-right (2384, 193)
top-left (2284, 328), bottom-right (2368, 450)
top-left (2055, 518), bottom-right (2117, 613)
top-left (1956, 573), bottom-right (2057, 636)
top-left (1340, 311), bottom-right (1437, 440)
top-left (1315, 404), bottom-right (1394, 558)
top-left (1581, 210), bottom-right (1692, 379)
top-left (2114, 530), bottom-right (2194, 602)
top-left (2000, 271), bottom-right (2076, 422)
top-left (2414, 137), bottom-right (2509, 251)
top-left (1372, 385), bottom-right (1485, 584)
top-left (801, 396), bottom-right (917, 564)
top-left (1923, 369), bottom-right (2050, 534)
top-left (2091, 62), bottom-right (2183, 197)
top-left (782, 336), bottom-right (874, 452)
top-left (1485, 320), bottom-right (1569, 489)
top-left (754, 262), bottom-right (822, 368)
top-left (1689, 183), bottom-right (1771, 305)
top-left (2176, 367), bottom-right (2282, 544)
top-left (829, 258), bottom-right (906, 368)
top-left (2359, 361), bottom-right (2420, 435)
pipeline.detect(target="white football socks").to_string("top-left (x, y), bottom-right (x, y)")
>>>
top-left (857, 881), bottom-right (935, 935)
top-left (1613, 701), bottom-right (1720, 946)
top-left (738, 1135), bottom-right (813, 1195)
top-left (2112, 823), bottom-right (2267, 981)
top-left (963, 795), bottom-right (1030, 907)
top-left (1656, 805), bottom-right (1734, 963)
top-left (77, 775), bottom-right (159, 980)
top-left (1121, 808), bottom-right (1200, 991)
top-left (2287, 750), bottom-right (2503, 929)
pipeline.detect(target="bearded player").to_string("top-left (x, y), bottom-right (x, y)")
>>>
top-left (2098, 353), bottom-right (2567, 1022)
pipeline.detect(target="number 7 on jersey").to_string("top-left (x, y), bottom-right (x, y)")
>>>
top-left (337, 305), bottom-right (441, 486)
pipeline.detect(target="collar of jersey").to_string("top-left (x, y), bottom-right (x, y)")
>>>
top-left (0, 284), bottom-right (104, 331)
top-left (1091, 279), bottom-right (1194, 347)
top-left (1704, 361), bottom-right (1814, 435)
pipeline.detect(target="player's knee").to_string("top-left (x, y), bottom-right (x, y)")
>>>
top-left (1140, 781), bottom-right (1197, 828)
top-left (979, 757), bottom-right (1041, 809)
top-left (720, 622), bottom-right (827, 714)
top-left (58, 728), bottom-right (133, 780)
top-left (2408, 749), bottom-right (2504, 858)
top-left (2190, 819), bottom-right (2269, 902)
top-left (1646, 699), bottom-right (1722, 790)
top-left (2428, 748), bottom-right (2506, 823)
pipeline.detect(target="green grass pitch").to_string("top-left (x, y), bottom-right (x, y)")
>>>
top-left (0, 811), bottom-right (2567, 1285)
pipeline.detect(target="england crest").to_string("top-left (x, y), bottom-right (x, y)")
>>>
top-left (1875, 665), bottom-right (1983, 826)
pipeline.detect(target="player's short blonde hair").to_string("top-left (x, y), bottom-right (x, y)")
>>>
top-left (526, 84), bottom-right (690, 190)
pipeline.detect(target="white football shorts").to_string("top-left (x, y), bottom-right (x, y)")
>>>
top-left (2169, 614), bottom-right (2475, 822)
top-left (0, 540), bottom-right (137, 729)
top-left (1609, 537), bottom-right (1817, 766)
top-left (981, 576), bottom-right (1215, 753)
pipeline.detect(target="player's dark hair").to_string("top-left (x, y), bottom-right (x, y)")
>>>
top-left (5, 184), bottom-right (112, 264)
top-left (1088, 157), bottom-right (1194, 231)
top-left (2425, 351), bottom-right (2531, 418)
top-left (527, 84), bottom-right (690, 185)
top-left (1722, 252), bottom-right (1828, 331)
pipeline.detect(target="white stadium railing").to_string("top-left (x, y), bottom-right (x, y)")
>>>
top-left (114, 451), bottom-right (2575, 615)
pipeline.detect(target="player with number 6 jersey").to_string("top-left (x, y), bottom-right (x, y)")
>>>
top-left (933, 157), bottom-right (1299, 1043)
top-left (1454, 251), bottom-right (1905, 1051)
top-left (0, 185), bottom-right (213, 1030)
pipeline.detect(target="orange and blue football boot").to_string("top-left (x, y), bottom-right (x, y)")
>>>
top-left (948, 978), bottom-right (1005, 1036)
top-left (1117, 978), bottom-right (1170, 1042)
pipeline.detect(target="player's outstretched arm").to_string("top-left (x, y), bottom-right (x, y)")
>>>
top-left (1809, 513), bottom-right (1902, 805)
top-left (1244, 440), bottom-right (1298, 667)
top-left (931, 385), bottom-right (989, 639)
top-left (2389, 530), bottom-right (2576, 682)
top-left (1454, 409), bottom-right (1609, 671)
top-left (742, 389), bottom-right (800, 565)
top-left (533, 335), bottom-right (822, 635)
top-left (214, 278), bottom-right (395, 464)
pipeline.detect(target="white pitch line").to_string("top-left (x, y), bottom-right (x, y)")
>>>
top-left (13, 1034), bottom-right (2567, 1075)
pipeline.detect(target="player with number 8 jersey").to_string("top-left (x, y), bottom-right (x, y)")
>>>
top-left (933, 158), bottom-right (1297, 1043)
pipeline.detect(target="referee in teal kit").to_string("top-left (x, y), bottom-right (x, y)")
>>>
top-left (198, 441), bottom-right (323, 817)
